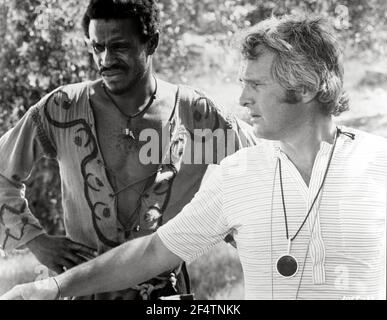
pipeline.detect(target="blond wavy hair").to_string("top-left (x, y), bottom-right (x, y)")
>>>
top-left (238, 14), bottom-right (349, 116)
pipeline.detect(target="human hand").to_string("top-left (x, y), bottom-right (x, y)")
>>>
top-left (27, 234), bottom-right (97, 274)
top-left (0, 278), bottom-right (59, 300)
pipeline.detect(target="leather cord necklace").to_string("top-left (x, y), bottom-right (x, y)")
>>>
top-left (102, 75), bottom-right (158, 140)
top-left (275, 127), bottom-right (340, 279)
top-left (270, 127), bottom-right (355, 299)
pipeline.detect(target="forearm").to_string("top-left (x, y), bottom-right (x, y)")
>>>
top-left (0, 104), bottom-right (53, 251)
top-left (56, 233), bottom-right (182, 298)
top-left (0, 175), bottom-right (46, 252)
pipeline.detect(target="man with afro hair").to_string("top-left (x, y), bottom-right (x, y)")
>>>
top-left (0, 0), bottom-right (256, 300)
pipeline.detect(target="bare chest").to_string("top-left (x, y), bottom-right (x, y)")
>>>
top-left (88, 83), bottom-right (177, 229)
top-left (92, 103), bottom-right (167, 182)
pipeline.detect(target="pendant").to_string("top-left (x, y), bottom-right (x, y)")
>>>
top-left (123, 128), bottom-right (136, 140)
top-left (276, 239), bottom-right (298, 278)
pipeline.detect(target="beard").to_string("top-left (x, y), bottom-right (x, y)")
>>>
top-left (101, 67), bottom-right (147, 95)
top-left (97, 53), bottom-right (151, 95)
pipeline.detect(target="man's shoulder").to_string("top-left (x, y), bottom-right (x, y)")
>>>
top-left (33, 81), bottom-right (91, 113)
top-left (176, 85), bottom-right (257, 146)
top-left (179, 85), bottom-right (235, 119)
top-left (342, 126), bottom-right (387, 150)
top-left (55, 81), bottom-right (91, 101)
top-left (176, 84), bottom-right (212, 103)
top-left (174, 84), bottom-right (258, 146)
top-left (340, 126), bottom-right (387, 171)
top-left (176, 84), bottom-right (222, 115)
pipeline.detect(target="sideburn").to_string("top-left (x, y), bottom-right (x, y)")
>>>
top-left (284, 90), bottom-right (302, 104)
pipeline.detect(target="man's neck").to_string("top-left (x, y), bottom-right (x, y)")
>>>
top-left (279, 116), bottom-right (336, 186)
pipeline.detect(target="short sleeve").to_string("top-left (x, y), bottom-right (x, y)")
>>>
top-left (157, 164), bottom-right (229, 263)
top-left (0, 97), bottom-right (57, 251)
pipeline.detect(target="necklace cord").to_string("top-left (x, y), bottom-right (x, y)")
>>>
top-left (271, 128), bottom-right (355, 299)
top-left (102, 75), bottom-right (158, 121)
top-left (279, 127), bottom-right (340, 242)
top-left (95, 76), bottom-right (164, 235)
top-left (296, 129), bottom-right (355, 299)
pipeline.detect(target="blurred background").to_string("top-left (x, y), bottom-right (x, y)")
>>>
top-left (0, 0), bottom-right (386, 299)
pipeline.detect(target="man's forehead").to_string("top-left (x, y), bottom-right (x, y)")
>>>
top-left (239, 58), bottom-right (273, 81)
top-left (88, 18), bottom-right (140, 40)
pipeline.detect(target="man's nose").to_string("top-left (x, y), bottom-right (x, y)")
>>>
top-left (99, 48), bottom-right (116, 68)
top-left (239, 85), bottom-right (254, 109)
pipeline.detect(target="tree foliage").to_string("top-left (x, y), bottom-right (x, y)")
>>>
top-left (0, 0), bottom-right (386, 233)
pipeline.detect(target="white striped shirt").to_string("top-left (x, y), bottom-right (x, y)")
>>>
top-left (158, 127), bottom-right (387, 300)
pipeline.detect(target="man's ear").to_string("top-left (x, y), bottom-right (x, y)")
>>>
top-left (300, 86), bottom-right (318, 104)
top-left (147, 31), bottom-right (159, 55)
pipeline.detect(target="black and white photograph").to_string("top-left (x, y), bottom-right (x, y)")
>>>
top-left (0, 0), bottom-right (386, 305)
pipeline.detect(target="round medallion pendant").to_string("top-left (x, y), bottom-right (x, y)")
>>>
top-left (276, 255), bottom-right (299, 278)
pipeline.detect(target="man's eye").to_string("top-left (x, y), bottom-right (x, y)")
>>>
top-left (92, 44), bottom-right (105, 53)
top-left (238, 80), bottom-right (262, 89)
top-left (250, 82), bottom-right (264, 89)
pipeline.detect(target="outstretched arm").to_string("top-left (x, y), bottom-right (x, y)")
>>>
top-left (0, 233), bottom-right (181, 300)
top-left (2, 160), bottom-right (229, 300)
top-left (59, 233), bottom-right (181, 297)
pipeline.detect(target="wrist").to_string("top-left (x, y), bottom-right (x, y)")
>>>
top-left (19, 277), bottom-right (59, 300)
top-left (51, 277), bottom-right (62, 300)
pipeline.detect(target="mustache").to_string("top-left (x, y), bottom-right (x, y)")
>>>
top-left (99, 65), bottom-right (128, 75)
